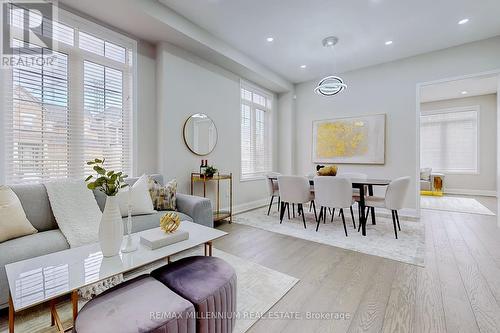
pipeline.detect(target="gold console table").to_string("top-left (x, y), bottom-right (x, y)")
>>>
top-left (190, 173), bottom-right (232, 223)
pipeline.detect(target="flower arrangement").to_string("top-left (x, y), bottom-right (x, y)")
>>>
top-left (85, 158), bottom-right (128, 196)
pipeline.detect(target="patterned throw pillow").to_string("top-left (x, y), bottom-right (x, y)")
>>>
top-left (148, 177), bottom-right (177, 211)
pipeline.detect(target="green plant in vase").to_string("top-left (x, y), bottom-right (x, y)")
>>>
top-left (85, 158), bottom-right (128, 196)
top-left (85, 158), bottom-right (128, 257)
top-left (204, 165), bottom-right (218, 178)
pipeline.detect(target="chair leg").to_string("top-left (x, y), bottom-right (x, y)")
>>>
top-left (371, 207), bottom-right (376, 225)
top-left (279, 202), bottom-right (285, 223)
top-left (331, 208), bottom-right (335, 222)
top-left (312, 201), bottom-right (317, 221)
top-left (391, 210), bottom-right (398, 239)
top-left (287, 203), bottom-right (290, 220)
top-left (350, 206), bottom-right (356, 229)
top-left (395, 210), bottom-right (401, 231)
top-left (316, 207), bottom-right (323, 232)
top-left (324, 207), bottom-right (327, 223)
top-left (267, 196), bottom-right (274, 215)
top-left (340, 208), bottom-right (348, 237)
top-left (277, 196), bottom-right (280, 210)
top-left (309, 201), bottom-right (312, 212)
top-left (300, 204), bottom-right (306, 229)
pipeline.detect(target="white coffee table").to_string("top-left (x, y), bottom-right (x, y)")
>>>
top-left (5, 221), bottom-right (227, 333)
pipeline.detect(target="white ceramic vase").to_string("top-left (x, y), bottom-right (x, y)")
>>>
top-left (99, 196), bottom-right (124, 257)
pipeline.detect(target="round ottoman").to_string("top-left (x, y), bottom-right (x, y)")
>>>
top-left (151, 256), bottom-right (237, 333)
top-left (73, 275), bottom-right (195, 333)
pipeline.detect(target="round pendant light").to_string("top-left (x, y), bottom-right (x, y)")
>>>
top-left (315, 36), bottom-right (347, 96)
top-left (314, 76), bottom-right (347, 96)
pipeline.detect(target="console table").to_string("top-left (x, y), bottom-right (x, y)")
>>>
top-left (190, 172), bottom-right (232, 223)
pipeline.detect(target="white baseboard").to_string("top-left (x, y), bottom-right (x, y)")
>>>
top-left (224, 198), bottom-right (270, 216)
top-left (444, 188), bottom-right (497, 197)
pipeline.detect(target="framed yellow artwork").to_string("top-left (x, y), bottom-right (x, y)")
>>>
top-left (312, 114), bottom-right (386, 164)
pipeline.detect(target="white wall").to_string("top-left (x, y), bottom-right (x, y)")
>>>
top-left (135, 41), bottom-right (158, 175)
top-left (292, 37), bottom-right (500, 211)
top-left (420, 94), bottom-right (497, 195)
top-left (156, 42), bottom-right (277, 210)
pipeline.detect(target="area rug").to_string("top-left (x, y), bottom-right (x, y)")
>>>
top-left (421, 196), bottom-right (495, 216)
top-left (234, 206), bottom-right (425, 267)
top-left (0, 247), bottom-right (298, 333)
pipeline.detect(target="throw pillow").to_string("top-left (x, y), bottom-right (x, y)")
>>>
top-left (420, 168), bottom-right (432, 181)
top-left (148, 177), bottom-right (177, 211)
top-left (0, 185), bottom-right (37, 243)
top-left (117, 174), bottom-right (156, 217)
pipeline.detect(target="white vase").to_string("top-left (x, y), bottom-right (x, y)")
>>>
top-left (99, 196), bottom-right (124, 257)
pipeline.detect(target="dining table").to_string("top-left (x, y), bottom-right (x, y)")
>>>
top-left (268, 176), bottom-right (391, 236)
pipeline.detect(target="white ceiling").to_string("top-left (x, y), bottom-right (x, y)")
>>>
top-left (420, 75), bottom-right (498, 103)
top-left (159, 0), bottom-right (500, 83)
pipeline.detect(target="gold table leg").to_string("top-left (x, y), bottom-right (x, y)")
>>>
top-left (50, 300), bottom-right (64, 332)
top-left (8, 293), bottom-right (14, 333)
top-left (204, 241), bottom-right (213, 256)
top-left (71, 290), bottom-right (78, 323)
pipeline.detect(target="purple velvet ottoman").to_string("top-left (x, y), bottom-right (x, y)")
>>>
top-left (151, 256), bottom-right (237, 333)
top-left (73, 275), bottom-right (195, 333)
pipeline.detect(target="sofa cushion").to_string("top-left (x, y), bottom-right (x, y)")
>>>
top-left (9, 184), bottom-right (57, 232)
top-left (0, 230), bottom-right (70, 307)
top-left (127, 211), bottom-right (193, 234)
top-left (0, 186), bottom-right (37, 243)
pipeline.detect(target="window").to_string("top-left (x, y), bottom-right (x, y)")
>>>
top-left (3, 5), bottom-right (135, 184)
top-left (240, 82), bottom-right (273, 180)
top-left (420, 107), bottom-right (479, 173)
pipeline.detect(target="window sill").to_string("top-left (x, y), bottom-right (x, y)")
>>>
top-left (240, 176), bottom-right (266, 182)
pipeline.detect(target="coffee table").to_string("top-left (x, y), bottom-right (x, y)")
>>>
top-left (5, 221), bottom-right (227, 333)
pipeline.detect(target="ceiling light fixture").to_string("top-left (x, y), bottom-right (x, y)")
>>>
top-left (385, 40), bottom-right (393, 45)
top-left (266, 37), bottom-right (274, 42)
top-left (458, 18), bottom-right (469, 25)
top-left (300, 65), bottom-right (307, 69)
top-left (461, 91), bottom-right (468, 95)
top-left (315, 36), bottom-right (347, 96)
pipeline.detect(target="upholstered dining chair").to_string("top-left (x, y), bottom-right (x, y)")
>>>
top-left (337, 172), bottom-right (368, 227)
top-left (266, 172), bottom-right (281, 215)
top-left (277, 176), bottom-right (316, 228)
top-left (313, 176), bottom-right (355, 236)
top-left (364, 176), bottom-right (411, 239)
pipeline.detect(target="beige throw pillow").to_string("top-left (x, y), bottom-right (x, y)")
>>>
top-left (0, 186), bottom-right (37, 243)
top-left (148, 177), bottom-right (177, 211)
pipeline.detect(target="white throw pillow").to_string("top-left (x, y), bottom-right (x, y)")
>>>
top-left (118, 174), bottom-right (156, 217)
top-left (0, 186), bottom-right (37, 243)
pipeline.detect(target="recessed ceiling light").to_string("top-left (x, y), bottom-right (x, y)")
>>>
top-left (385, 40), bottom-right (393, 45)
top-left (300, 65), bottom-right (307, 69)
top-left (458, 18), bottom-right (469, 25)
top-left (461, 91), bottom-right (468, 95)
top-left (266, 37), bottom-right (274, 42)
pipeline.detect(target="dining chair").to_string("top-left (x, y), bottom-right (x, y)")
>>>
top-left (337, 172), bottom-right (368, 227)
top-left (266, 172), bottom-right (281, 215)
top-left (277, 176), bottom-right (316, 228)
top-left (364, 176), bottom-right (410, 239)
top-left (306, 172), bottom-right (316, 212)
top-left (313, 176), bottom-right (355, 236)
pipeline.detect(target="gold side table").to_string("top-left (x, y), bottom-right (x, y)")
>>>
top-left (190, 172), bottom-right (232, 223)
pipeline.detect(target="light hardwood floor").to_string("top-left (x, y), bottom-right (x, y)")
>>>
top-left (213, 196), bottom-right (500, 333)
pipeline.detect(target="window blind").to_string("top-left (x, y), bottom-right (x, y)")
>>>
top-left (240, 82), bottom-right (273, 180)
top-left (420, 108), bottom-right (478, 173)
top-left (3, 5), bottom-right (135, 184)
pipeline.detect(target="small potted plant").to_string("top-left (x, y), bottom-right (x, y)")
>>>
top-left (86, 158), bottom-right (128, 257)
top-left (204, 165), bottom-right (218, 178)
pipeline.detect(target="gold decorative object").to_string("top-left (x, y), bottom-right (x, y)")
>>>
top-left (317, 165), bottom-right (338, 176)
top-left (160, 212), bottom-right (181, 233)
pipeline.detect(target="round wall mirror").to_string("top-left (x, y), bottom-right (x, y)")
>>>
top-left (183, 113), bottom-right (218, 156)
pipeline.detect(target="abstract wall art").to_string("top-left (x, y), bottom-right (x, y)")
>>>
top-left (312, 114), bottom-right (386, 164)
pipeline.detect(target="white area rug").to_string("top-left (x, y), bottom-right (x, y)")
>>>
top-left (421, 196), bottom-right (495, 216)
top-left (234, 206), bottom-right (425, 267)
top-left (0, 247), bottom-right (298, 333)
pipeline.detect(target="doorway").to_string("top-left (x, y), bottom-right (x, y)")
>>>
top-left (417, 72), bottom-right (499, 216)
